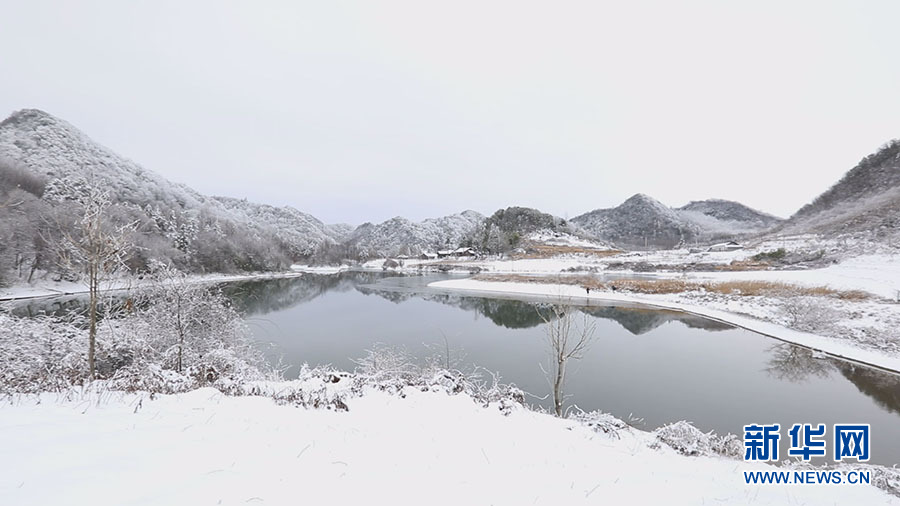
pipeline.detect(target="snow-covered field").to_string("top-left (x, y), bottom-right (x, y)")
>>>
top-left (1, 386), bottom-right (895, 505)
top-left (370, 236), bottom-right (900, 293)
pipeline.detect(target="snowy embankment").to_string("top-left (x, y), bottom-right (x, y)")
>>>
top-left (1, 386), bottom-right (895, 506)
top-left (290, 264), bottom-right (350, 275)
top-left (0, 270), bottom-right (303, 302)
top-left (428, 278), bottom-right (900, 373)
top-left (386, 252), bottom-right (900, 300)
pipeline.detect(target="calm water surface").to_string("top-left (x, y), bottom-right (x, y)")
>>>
top-left (220, 272), bottom-right (900, 466)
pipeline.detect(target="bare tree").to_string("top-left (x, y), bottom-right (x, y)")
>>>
top-left (538, 301), bottom-right (596, 416)
top-left (53, 176), bottom-right (135, 379)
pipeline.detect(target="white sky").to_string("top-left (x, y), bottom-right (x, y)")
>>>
top-left (2, 1), bottom-right (899, 225)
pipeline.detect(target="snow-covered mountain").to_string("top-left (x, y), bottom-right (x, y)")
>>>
top-left (572, 194), bottom-right (780, 249)
top-left (678, 199), bottom-right (783, 236)
top-left (347, 210), bottom-right (484, 258)
top-left (0, 109), bottom-right (342, 276)
top-left (780, 140), bottom-right (900, 241)
top-left (678, 199), bottom-right (782, 228)
top-left (472, 206), bottom-right (576, 253)
top-left (0, 109), bottom-right (207, 210)
top-left (213, 197), bottom-right (352, 258)
top-left (572, 194), bottom-right (698, 249)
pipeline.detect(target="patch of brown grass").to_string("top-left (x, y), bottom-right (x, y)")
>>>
top-left (514, 244), bottom-right (623, 259)
top-left (712, 259), bottom-right (773, 271)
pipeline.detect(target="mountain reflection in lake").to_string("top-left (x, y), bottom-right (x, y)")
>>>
top-left (220, 271), bottom-right (900, 466)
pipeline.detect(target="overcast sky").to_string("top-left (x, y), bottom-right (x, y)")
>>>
top-left (2, 1), bottom-right (899, 225)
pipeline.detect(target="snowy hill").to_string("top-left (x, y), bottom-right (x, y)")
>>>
top-left (214, 197), bottom-right (351, 258)
top-left (678, 199), bottom-right (782, 230)
top-left (573, 194), bottom-right (701, 249)
top-left (347, 210), bottom-right (484, 258)
top-left (0, 109), bottom-right (206, 210)
top-left (781, 140), bottom-right (900, 241)
top-left (0, 109), bottom-right (341, 279)
top-left (471, 206), bottom-right (576, 254)
top-left (573, 194), bottom-right (780, 249)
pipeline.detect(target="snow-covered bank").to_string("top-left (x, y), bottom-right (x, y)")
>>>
top-left (1, 387), bottom-right (895, 506)
top-left (290, 264), bottom-right (351, 275)
top-left (0, 270), bottom-right (303, 302)
top-left (379, 252), bottom-right (900, 299)
top-left (429, 278), bottom-right (900, 374)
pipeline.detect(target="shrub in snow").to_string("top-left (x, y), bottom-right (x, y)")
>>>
top-left (100, 265), bottom-right (273, 391)
top-left (351, 344), bottom-right (524, 414)
top-left (353, 343), bottom-right (420, 392)
top-left (570, 409), bottom-right (630, 438)
top-left (1, 265), bottom-right (274, 394)
top-left (225, 366), bottom-right (354, 411)
top-left (780, 296), bottom-right (840, 333)
top-left (651, 421), bottom-right (742, 458)
top-left (0, 311), bottom-right (89, 394)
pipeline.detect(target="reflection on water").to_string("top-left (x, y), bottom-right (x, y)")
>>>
top-left (10, 271), bottom-right (900, 465)
top-left (765, 344), bottom-right (836, 383)
top-left (229, 272), bottom-right (900, 466)
top-left (582, 306), bottom-right (733, 335)
top-left (835, 361), bottom-right (900, 417)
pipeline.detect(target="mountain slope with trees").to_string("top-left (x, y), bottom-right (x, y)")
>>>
top-left (779, 140), bottom-right (900, 241)
top-left (0, 109), bottom-right (344, 284)
top-left (573, 194), bottom-right (781, 249)
top-left (345, 210), bottom-right (484, 259)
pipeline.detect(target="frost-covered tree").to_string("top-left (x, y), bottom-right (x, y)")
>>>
top-left (50, 175), bottom-right (136, 379)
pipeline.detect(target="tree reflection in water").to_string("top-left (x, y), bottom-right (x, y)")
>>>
top-left (765, 344), bottom-right (835, 383)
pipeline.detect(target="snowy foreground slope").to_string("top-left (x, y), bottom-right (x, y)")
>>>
top-left (1, 387), bottom-right (895, 506)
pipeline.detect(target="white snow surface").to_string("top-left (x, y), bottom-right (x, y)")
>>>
top-left (290, 264), bottom-right (350, 275)
top-left (0, 271), bottom-right (303, 302)
top-left (525, 230), bottom-right (611, 249)
top-left (429, 278), bottom-right (900, 373)
top-left (1, 386), bottom-right (895, 506)
top-left (686, 254), bottom-right (900, 300)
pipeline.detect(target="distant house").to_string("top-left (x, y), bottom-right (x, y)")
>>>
top-left (708, 241), bottom-right (743, 252)
top-left (396, 254), bottom-right (410, 260)
top-left (452, 247), bottom-right (477, 257)
top-left (437, 249), bottom-right (454, 258)
top-left (419, 252), bottom-right (438, 260)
